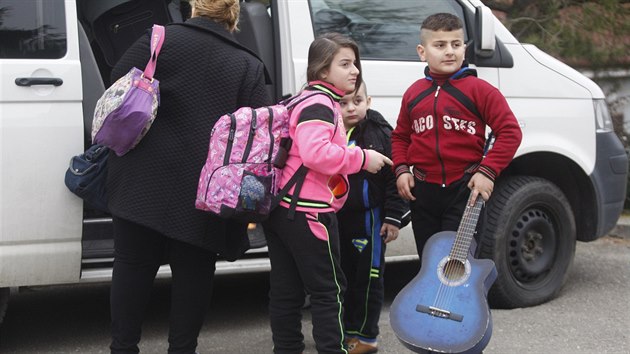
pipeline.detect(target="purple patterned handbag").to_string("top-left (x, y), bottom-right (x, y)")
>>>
top-left (91, 24), bottom-right (165, 156)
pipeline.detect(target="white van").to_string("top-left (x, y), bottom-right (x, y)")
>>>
top-left (1, 0), bottom-right (627, 322)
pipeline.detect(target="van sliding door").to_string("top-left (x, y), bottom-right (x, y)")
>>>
top-left (0, 0), bottom-right (83, 287)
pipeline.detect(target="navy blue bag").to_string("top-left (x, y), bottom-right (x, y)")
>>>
top-left (64, 144), bottom-right (110, 212)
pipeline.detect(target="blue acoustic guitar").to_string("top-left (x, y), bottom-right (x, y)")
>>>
top-left (390, 193), bottom-right (497, 354)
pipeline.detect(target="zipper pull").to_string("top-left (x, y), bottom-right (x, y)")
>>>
top-left (435, 86), bottom-right (441, 97)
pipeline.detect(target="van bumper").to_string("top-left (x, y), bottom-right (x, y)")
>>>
top-left (589, 131), bottom-right (628, 240)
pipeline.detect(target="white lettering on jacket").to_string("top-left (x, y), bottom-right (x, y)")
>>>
top-left (443, 115), bottom-right (476, 135)
top-left (412, 115), bottom-right (434, 133)
top-left (413, 115), bottom-right (476, 135)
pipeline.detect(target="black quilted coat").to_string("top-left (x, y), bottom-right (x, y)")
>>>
top-left (107, 17), bottom-right (270, 260)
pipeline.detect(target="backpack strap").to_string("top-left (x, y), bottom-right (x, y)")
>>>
top-left (270, 164), bottom-right (308, 220)
top-left (143, 24), bottom-right (165, 80)
top-left (271, 92), bottom-right (339, 220)
top-left (283, 91), bottom-right (331, 110)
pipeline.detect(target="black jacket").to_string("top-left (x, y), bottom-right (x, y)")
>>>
top-left (339, 109), bottom-right (410, 228)
top-left (106, 17), bottom-right (270, 260)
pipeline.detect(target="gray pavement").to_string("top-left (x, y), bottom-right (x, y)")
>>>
top-left (609, 213), bottom-right (630, 239)
top-left (1, 214), bottom-right (629, 353)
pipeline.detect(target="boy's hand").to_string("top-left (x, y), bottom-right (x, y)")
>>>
top-left (396, 173), bottom-right (416, 201)
top-left (381, 223), bottom-right (400, 243)
top-left (364, 149), bottom-right (393, 174)
top-left (468, 172), bottom-right (494, 204)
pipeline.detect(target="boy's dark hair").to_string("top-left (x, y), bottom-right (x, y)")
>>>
top-left (421, 12), bottom-right (463, 32)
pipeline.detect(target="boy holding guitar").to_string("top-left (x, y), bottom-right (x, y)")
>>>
top-left (391, 12), bottom-right (522, 264)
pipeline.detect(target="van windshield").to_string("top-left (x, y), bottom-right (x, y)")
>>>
top-left (309, 0), bottom-right (467, 61)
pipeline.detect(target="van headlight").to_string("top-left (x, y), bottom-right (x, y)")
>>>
top-left (594, 99), bottom-right (613, 133)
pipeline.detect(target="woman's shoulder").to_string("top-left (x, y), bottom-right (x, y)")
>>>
top-left (169, 20), bottom-right (264, 62)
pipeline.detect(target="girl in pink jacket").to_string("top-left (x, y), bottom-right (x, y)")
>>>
top-left (262, 33), bottom-right (390, 354)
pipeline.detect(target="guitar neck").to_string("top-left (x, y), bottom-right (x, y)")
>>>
top-left (449, 193), bottom-right (484, 261)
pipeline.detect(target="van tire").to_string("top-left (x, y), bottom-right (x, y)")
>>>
top-left (478, 176), bottom-right (576, 309)
top-left (0, 287), bottom-right (9, 324)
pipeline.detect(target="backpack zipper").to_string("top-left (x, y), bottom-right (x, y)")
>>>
top-left (223, 113), bottom-right (237, 166)
top-left (241, 108), bottom-right (257, 163)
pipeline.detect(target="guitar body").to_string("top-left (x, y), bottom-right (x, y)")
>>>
top-left (390, 231), bottom-right (497, 353)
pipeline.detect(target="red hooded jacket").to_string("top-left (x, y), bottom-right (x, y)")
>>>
top-left (391, 67), bottom-right (522, 186)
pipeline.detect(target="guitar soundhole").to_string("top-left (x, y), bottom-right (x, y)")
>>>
top-left (443, 259), bottom-right (466, 281)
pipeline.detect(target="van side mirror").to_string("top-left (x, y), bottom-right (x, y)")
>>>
top-left (474, 5), bottom-right (496, 58)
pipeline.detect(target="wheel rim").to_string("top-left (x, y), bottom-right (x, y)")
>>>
top-left (507, 208), bottom-right (558, 285)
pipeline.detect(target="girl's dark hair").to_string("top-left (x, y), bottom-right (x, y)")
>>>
top-left (307, 32), bottom-right (362, 92)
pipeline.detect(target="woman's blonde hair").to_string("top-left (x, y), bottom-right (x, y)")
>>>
top-left (190, 0), bottom-right (240, 32)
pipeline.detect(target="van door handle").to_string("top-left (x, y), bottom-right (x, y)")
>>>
top-left (15, 77), bottom-right (63, 87)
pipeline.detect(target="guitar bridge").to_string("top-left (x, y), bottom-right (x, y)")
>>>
top-left (416, 304), bottom-right (464, 322)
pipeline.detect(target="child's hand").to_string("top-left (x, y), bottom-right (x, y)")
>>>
top-left (396, 173), bottom-right (416, 201)
top-left (364, 149), bottom-right (392, 174)
top-left (381, 223), bottom-right (400, 243)
top-left (468, 172), bottom-right (494, 204)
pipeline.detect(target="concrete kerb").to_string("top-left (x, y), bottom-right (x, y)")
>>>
top-left (608, 213), bottom-right (630, 239)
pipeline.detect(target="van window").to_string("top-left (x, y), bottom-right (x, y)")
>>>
top-left (0, 0), bottom-right (66, 59)
top-left (309, 0), bottom-right (467, 61)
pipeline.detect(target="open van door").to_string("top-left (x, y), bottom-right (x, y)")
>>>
top-left (0, 0), bottom-right (84, 287)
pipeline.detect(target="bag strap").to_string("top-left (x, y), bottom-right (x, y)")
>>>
top-left (270, 164), bottom-right (309, 220)
top-left (143, 24), bottom-right (165, 80)
top-left (270, 92), bottom-right (340, 220)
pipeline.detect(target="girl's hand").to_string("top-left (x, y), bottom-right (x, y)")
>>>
top-left (363, 149), bottom-right (392, 174)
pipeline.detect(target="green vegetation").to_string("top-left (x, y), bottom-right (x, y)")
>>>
top-left (485, 0), bottom-right (630, 208)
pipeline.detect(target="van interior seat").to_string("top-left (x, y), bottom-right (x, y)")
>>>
top-left (234, 1), bottom-right (276, 100)
top-left (78, 21), bottom-right (106, 149)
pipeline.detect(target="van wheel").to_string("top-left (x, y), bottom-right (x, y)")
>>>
top-left (0, 287), bottom-right (9, 324)
top-left (478, 176), bottom-right (576, 309)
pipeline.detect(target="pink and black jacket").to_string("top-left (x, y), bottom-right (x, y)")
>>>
top-left (278, 81), bottom-right (369, 213)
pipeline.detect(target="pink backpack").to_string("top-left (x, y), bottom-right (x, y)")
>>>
top-left (195, 93), bottom-right (328, 222)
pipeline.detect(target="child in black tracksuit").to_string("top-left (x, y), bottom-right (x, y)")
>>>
top-left (338, 82), bottom-right (410, 354)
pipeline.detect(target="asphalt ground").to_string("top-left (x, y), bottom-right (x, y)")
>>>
top-left (1, 215), bottom-right (628, 353)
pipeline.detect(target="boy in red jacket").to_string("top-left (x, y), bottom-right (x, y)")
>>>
top-left (391, 13), bottom-right (522, 261)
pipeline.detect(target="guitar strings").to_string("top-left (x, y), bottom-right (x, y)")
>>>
top-left (433, 195), bottom-right (483, 313)
top-left (433, 194), bottom-right (473, 308)
top-left (435, 201), bottom-right (480, 312)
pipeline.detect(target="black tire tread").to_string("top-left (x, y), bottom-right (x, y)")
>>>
top-left (479, 175), bottom-right (576, 309)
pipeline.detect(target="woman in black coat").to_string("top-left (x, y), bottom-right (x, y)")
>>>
top-left (106, 1), bottom-right (270, 352)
